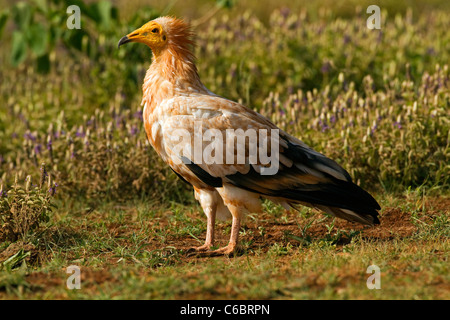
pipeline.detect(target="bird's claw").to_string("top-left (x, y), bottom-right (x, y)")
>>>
top-left (186, 243), bottom-right (237, 257)
top-left (186, 243), bottom-right (213, 256)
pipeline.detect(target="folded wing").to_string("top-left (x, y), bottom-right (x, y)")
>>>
top-left (159, 95), bottom-right (380, 225)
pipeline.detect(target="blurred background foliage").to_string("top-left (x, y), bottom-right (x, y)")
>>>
top-left (0, 0), bottom-right (448, 213)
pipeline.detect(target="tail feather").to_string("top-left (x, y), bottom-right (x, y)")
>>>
top-left (277, 179), bottom-right (380, 220)
top-left (315, 204), bottom-right (380, 226)
top-left (281, 179), bottom-right (380, 225)
top-left (226, 165), bottom-right (381, 225)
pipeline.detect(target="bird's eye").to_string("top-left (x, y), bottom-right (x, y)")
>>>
top-left (151, 28), bottom-right (159, 33)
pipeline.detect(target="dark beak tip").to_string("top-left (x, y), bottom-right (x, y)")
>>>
top-left (118, 35), bottom-right (130, 48)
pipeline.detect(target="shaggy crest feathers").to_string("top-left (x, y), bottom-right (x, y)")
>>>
top-left (154, 16), bottom-right (196, 57)
top-left (151, 17), bottom-right (199, 82)
top-left (141, 17), bottom-right (206, 126)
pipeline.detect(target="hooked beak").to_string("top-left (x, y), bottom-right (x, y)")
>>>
top-left (118, 26), bottom-right (145, 49)
top-left (117, 35), bottom-right (131, 48)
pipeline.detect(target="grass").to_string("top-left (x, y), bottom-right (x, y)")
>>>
top-left (0, 194), bottom-right (448, 299)
top-left (0, 0), bottom-right (449, 300)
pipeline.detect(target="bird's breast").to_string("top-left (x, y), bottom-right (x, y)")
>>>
top-left (142, 100), bottom-right (164, 157)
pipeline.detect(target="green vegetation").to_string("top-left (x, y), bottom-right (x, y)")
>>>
top-left (0, 0), bottom-right (448, 299)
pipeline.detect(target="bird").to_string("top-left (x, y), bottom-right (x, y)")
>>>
top-left (118, 16), bottom-right (380, 255)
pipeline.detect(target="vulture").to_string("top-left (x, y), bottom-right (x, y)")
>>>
top-left (118, 16), bottom-right (380, 255)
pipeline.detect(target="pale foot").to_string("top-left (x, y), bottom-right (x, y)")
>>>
top-left (188, 243), bottom-right (213, 252)
top-left (208, 242), bottom-right (238, 256)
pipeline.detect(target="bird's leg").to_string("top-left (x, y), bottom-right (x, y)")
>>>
top-left (191, 207), bottom-right (216, 251)
top-left (189, 188), bottom-right (218, 252)
top-left (211, 213), bottom-right (241, 256)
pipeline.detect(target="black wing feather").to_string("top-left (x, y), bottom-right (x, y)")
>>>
top-left (224, 139), bottom-right (380, 222)
top-left (181, 156), bottom-right (223, 188)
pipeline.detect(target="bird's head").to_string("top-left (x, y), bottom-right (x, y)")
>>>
top-left (118, 16), bottom-right (194, 58)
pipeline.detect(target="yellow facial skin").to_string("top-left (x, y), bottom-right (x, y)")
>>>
top-left (118, 22), bottom-right (167, 54)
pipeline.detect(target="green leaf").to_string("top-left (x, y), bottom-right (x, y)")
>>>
top-left (2, 249), bottom-right (30, 271)
top-left (63, 28), bottom-right (88, 51)
top-left (12, 2), bottom-right (33, 30)
top-left (216, 0), bottom-right (234, 9)
top-left (95, 0), bottom-right (113, 29)
top-left (27, 22), bottom-right (48, 57)
top-left (0, 10), bottom-right (9, 39)
top-left (33, 0), bottom-right (48, 14)
top-left (11, 30), bottom-right (27, 66)
top-left (36, 53), bottom-right (50, 73)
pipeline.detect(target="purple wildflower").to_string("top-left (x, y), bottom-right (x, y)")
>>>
top-left (130, 125), bottom-right (139, 136)
top-left (343, 34), bottom-right (351, 45)
top-left (41, 165), bottom-right (48, 177)
top-left (54, 130), bottom-right (65, 138)
top-left (287, 86), bottom-right (293, 95)
top-left (280, 7), bottom-right (290, 19)
top-left (24, 132), bottom-right (37, 141)
top-left (426, 47), bottom-right (436, 56)
top-left (321, 61), bottom-right (331, 74)
top-left (377, 30), bottom-right (383, 44)
top-left (393, 121), bottom-right (402, 129)
top-left (75, 130), bottom-right (85, 138)
top-left (318, 119), bottom-right (329, 132)
top-left (49, 183), bottom-right (58, 196)
top-left (133, 111), bottom-right (143, 121)
top-left (230, 68), bottom-right (237, 78)
top-left (115, 115), bottom-right (124, 128)
top-left (371, 124), bottom-right (378, 134)
top-left (34, 144), bottom-right (42, 155)
top-left (330, 115), bottom-right (337, 123)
